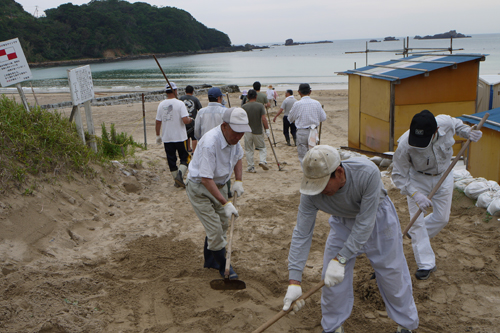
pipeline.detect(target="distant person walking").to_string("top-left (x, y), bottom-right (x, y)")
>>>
top-left (266, 85), bottom-right (275, 109)
top-left (179, 85), bottom-right (202, 153)
top-left (155, 82), bottom-right (193, 188)
top-left (242, 89), bottom-right (271, 172)
top-left (288, 83), bottom-right (326, 167)
top-left (273, 89), bottom-right (297, 146)
top-left (240, 90), bottom-right (248, 106)
top-left (253, 81), bottom-right (271, 109)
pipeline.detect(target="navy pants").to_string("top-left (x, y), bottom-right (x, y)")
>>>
top-left (283, 116), bottom-right (297, 141)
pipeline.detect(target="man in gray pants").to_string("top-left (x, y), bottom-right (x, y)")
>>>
top-left (287, 83), bottom-right (326, 168)
top-left (282, 145), bottom-right (418, 333)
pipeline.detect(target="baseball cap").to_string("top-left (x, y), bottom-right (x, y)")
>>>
top-left (208, 87), bottom-right (223, 98)
top-left (300, 145), bottom-right (341, 195)
top-left (222, 107), bottom-right (252, 133)
top-left (298, 83), bottom-right (311, 94)
top-left (165, 82), bottom-right (177, 91)
top-left (408, 110), bottom-right (437, 148)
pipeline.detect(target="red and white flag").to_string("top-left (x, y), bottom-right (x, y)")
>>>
top-left (0, 47), bottom-right (17, 62)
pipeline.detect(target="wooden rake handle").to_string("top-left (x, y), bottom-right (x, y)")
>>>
top-left (225, 193), bottom-right (238, 277)
top-left (251, 280), bottom-right (325, 333)
top-left (402, 113), bottom-right (489, 236)
top-left (153, 55), bottom-right (172, 88)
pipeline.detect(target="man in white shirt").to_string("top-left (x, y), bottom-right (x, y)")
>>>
top-left (155, 82), bottom-right (193, 188)
top-left (273, 89), bottom-right (297, 146)
top-left (266, 85), bottom-right (275, 110)
top-left (186, 107), bottom-right (251, 280)
top-left (194, 87), bottom-right (226, 140)
top-left (392, 110), bottom-right (483, 280)
top-left (288, 83), bottom-right (326, 166)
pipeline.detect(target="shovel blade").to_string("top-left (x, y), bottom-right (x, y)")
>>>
top-left (210, 278), bottom-right (246, 290)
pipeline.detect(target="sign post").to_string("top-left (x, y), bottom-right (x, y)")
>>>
top-left (67, 65), bottom-right (97, 153)
top-left (0, 38), bottom-right (33, 112)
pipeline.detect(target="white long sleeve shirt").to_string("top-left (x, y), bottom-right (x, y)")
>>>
top-left (288, 158), bottom-right (387, 281)
top-left (194, 102), bottom-right (226, 140)
top-left (392, 114), bottom-right (472, 196)
top-left (287, 96), bottom-right (326, 129)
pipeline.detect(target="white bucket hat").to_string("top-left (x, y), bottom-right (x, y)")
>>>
top-left (300, 145), bottom-right (341, 195)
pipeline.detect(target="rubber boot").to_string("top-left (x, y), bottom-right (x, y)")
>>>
top-left (286, 139), bottom-right (291, 146)
top-left (292, 136), bottom-right (297, 146)
top-left (175, 164), bottom-right (187, 188)
top-left (211, 248), bottom-right (238, 279)
top-left (203, 237), bottom-right (220, 270)
top-left (171, 171), bottom-right (180, 188)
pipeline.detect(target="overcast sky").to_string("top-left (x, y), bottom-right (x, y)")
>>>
top-left (16, 0), bottom-right (500, 45)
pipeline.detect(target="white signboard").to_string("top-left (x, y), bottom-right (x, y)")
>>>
top-left (68, 65), bottom-right (94, 105)
top-left (0, 38), bottom-right (33, 87)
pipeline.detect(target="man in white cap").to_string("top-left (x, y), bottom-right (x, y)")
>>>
top-left (283, 145), bottom-right (418, 333)
top-left (392, 110), bottom-right (483, 280)
top-left (155, 82), bottom-right (193, 188)
top-left (186, 107), bottom-right (251, 280)
top-left (288, 83), bottom-right (326, 167)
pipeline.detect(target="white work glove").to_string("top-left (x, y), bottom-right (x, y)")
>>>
top-left (469, 129), bottom-right (482, 142)
top-left (324, 259), bottom-right (345, 287)
top-left (223, 201), bottom-right (239, 218)
top-left (283, 284), bottom-right (305, 313)
top-left (231, 180), bottom-right (244, 197)
top-left (265, 129), bottom-right (270, 138)
top-left (413, 192), bottom-right (432, 214)
top-left (156, 135), bottom-right (162, 145)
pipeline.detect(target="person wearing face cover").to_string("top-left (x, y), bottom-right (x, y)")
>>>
top-left (392, 110), bottom-right (483, 280)
top-left (283, 145), bottom-right (418, 333)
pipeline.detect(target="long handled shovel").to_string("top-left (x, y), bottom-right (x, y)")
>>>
top-left (402, 113), bottom-right (489, 237)
top-left (267, 135), bottom-right (283, 171)
top-left (252, 280), bottom-right (325, 333)
top-left (266, 108), bottom-right (277, 146)
top-left (210, 194), bottom-right (246, 290)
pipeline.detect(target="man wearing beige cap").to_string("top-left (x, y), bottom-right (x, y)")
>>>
top-left (186, 107), bottom-right (251, 280)
top-left (282, 145), bottom-right (418, 333)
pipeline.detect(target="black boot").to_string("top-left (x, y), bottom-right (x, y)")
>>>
top-left (211, 248), bottom-right (238, 279)
top-left (286, 139), bottom-right (291, 146)
top-left (203, 237), bottom-right (220, 270)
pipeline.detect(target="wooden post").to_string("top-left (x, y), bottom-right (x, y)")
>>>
top-left (142, 93), bottom-right (147, 150)
top-left (29, 82), bottom-right (39, 107)
top-left (73, 105), bottom-right (86, 145)
top-left (83, 100), bottom-right (97, 153)
top-left (16, 83), bottom-right (30, 112)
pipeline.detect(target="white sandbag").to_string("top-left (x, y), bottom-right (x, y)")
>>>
top-left (455, 177), bottom-right (486, 192)
top-left (465, 180), bottom-right (500, 200)
top-left (453, 169), bottom-right (472, 182)
top-left (487, 198), bottom-right (500, 216)
top-left (476, 190), bottom-right (500, 208)
top-left (380, 159), bottom-right (392, 167)
top-left (370, 156), bottom-right (383, 165)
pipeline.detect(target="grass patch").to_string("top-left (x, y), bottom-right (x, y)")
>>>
top-left (0, 95), bottom-right (144, 193)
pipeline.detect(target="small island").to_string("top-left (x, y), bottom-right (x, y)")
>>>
top-left (383, 36), bottom-right (399, 41)
top-left (369, 39), bottom-right (380, 43)
top-left (285, 39), bottom-right (333, 46)
top-left (414, 30), bottom-right (471, 40)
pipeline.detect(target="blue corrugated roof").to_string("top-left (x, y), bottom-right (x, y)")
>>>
top-left (341, 53), bottom-right (487, 82)
top-left (458, 108), bottom-right (500, 132)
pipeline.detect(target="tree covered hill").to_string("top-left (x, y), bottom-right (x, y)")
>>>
top-left (0, 0), bottom-right (231, 62)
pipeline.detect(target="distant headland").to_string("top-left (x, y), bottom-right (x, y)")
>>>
top-left (284, 39), bottom-right (333, 46)
top-left (414, 30), bottom-right (471, 40)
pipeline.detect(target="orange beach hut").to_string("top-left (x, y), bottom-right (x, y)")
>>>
top-left (340, 53), bottom-right (486, 154)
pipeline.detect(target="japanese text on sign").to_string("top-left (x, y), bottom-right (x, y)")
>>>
top-left (67, 65), bottom-right (94, 105)
top-left (0, 38), bottom-right (33, 87)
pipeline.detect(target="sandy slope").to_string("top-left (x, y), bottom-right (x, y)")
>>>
top-left (0, 90), bottom-right (499, 333)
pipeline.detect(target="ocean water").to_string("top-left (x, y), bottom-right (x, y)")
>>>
top-left (2, 33), bottom-right (499, 94)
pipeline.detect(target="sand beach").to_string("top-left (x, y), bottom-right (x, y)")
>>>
top-left (0, 89), bottom-right (499, 332)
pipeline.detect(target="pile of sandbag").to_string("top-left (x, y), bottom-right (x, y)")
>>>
top-left (453, 169), bottom-right (500, 216)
